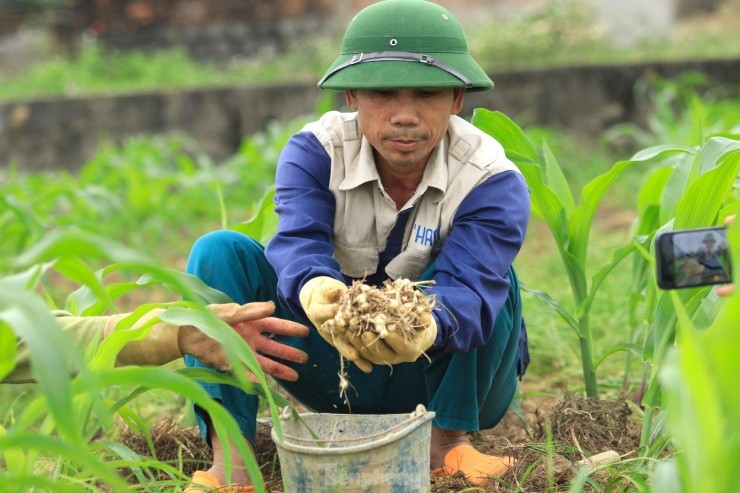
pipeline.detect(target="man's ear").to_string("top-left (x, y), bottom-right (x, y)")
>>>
top-left (451, 88), bottom-right (465, 114)
top-left (345, 90), bottom-right (358, 110)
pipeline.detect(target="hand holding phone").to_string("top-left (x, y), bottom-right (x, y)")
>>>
top-left (655, 226), bottom-right (733, 290)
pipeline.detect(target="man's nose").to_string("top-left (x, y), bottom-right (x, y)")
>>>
top-left (390, 95), bottom-right (420, 126)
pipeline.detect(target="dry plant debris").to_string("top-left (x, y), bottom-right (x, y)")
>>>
top-left (324, 278), bottom-right (436, 340)
top-left (543, 394), bottom-right (634, 457)
top-left (322, 278), bottom-right (436, 398)
top-left (118, 420), bottom-right (210, 480)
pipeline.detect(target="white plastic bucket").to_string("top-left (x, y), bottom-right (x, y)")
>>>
top-left (271, 404), bottom-right (435, 492)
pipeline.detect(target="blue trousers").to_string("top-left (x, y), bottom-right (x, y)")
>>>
top-left (184, 230), bottom-right (522, 445)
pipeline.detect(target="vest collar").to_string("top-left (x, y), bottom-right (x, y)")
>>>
top-left (337, 126), bottom-right (451, 195)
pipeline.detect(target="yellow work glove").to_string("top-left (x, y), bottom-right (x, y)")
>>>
top-left (352, 316), bottom-right (437, 365)
top-left (299, 276), bottom-right (373, 373)
top-left (107, 308), bottom-right (180, 366)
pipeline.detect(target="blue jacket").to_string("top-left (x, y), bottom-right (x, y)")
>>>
top-left (266, 112), bottom-right (530, 356)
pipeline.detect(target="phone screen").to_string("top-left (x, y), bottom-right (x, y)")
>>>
top-left (655, 227), bottom-right (732, 290)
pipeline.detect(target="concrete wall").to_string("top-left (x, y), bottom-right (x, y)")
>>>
top-left (1, 57), bottom-right (738, 171)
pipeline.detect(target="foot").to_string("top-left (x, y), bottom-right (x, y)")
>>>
top-left (430, 428), bottom-right (469, 469)
top-left (204, 463), bottom-right (251, 487)
top-left (430, 428), bottom-right (515, 486)
top-left (189, 423), bottom-right (253, 490)
top-left (184, 471), bottom-right (255, 492)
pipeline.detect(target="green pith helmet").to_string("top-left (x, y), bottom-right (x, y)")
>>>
top-left (318, 0), bottom-right (493, 92)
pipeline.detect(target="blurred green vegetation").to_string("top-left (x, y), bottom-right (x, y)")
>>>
top-left (1, 0), bottom-right (739, 101)
top-left (1, 54), bottom-right (738, 492)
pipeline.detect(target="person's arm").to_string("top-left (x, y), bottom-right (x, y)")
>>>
top-left (427, 170), bottom-right (530, 354)
top-left (6, 312), bottom-right (108, 383)
top-left (265, 132), bottom-right (343, 321)
top-left (4, 302), bottom-right (309, 384)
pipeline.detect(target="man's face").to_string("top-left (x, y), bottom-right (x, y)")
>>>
top-left (345, 88), bottom-right (465, 170)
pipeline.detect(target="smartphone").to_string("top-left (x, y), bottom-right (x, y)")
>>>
top-left (655, 226), bottom-right (732, 290)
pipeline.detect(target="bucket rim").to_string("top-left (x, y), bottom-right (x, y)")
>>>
top-left (270, 408), bottom-right (435, 455)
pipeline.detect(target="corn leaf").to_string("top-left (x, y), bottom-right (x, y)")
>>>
top-left (54, 256), bottom-right (114, 313)
top-left (520, 284), bottom-right (578, 334)
top-left (135, 269), bottom-right (233, 304)
top-left (0, 321), bottom-right (16, 382)
top-left (96, 366), bottom-right (267, 492)
top-left (158, 305), bottom-right (285, 437)
top-left (698, 136), bottom-right (740, 173)
top-left (660, 153), bottom-right (697, 225)
top-left (636, 167), bottom-right (674, 226)
top-left (12, 229), bottom-right (152, 269)
top-left (576, 242), bottom-right (637, 318)
top-left (661, 289), bottom-right (726, 492)
top-left (514, 161), bottom-right (570, 247)
top-left (570, 146), bottom-right (694, 268)
top-left (470, 109), bottom-right (539, 163)
top-left (674, 148), bottom-right (740, 229)
top-left (0, 285), bottom-right (83, 442)
top-left (231, 186), bottom-right (278, 244)
top-left (541, 139), bottom-right (575, 215)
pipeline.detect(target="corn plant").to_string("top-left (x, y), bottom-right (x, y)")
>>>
top-left (0, 102), bottom-right (343, 490)
top-left (0, 228), bottom-right (290, 492)
top-left (651, 219), bottom-right (740, 493)
top-left (0, 117), bottom-right (309, 260)
top-left (472, 108), bottom-right (680, 398)
top-left (604, 72), bottom-right (740, 151)
top-left (611, 77), bottom-right (740, 455)
top-left (628, 137), bottom-right (739, 453)
top-left (473, 77), bottom-right (740, 401)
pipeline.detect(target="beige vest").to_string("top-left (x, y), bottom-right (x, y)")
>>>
top-left (301, 111), bottom-right (520, 280)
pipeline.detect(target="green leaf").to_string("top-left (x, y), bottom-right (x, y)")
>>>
top-left (698, 136), bottom-right (740, 174)
top-left (516, 161), bottom-right (570, 246)
top-left (674, 148), bottom-right (740, 229)
top-left (636, 167), bottom-right (674, 225)
top-left (576, 242), bottom-right (637, 318)
top-left (521, 284), bottom-right (579, 334)
top-left (471, 109), bottom-right (538, 163)
top-left (231, 186), bottom-right (278, 244)
top-left (0, 285), bottom-right (83, 442)
top-left (12, 229), bottom-right (152, 269)
top-left (135, 268), bottom-right (233, 304)
top-left (157, 304), bottom-right (285, 436)
top-left (594, 343), bottom-right (644, 370)
top-left (541, 139), bottom-right (575, 215)
top-left (95, 366), bottom-right (269, 492)
top-left (661, 153), bottom-right (697, 225)
top-left (569, 147), bottom-right (689, 268)
top-left (0, 321), bottom-right (17, 382)
top-left (630, 144), bottom-right (697, 162)
top-left (54, 257), bottom-right (114, 314)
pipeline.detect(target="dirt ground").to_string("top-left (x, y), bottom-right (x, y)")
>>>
top-left (120, 393), bottom-right (642, 492)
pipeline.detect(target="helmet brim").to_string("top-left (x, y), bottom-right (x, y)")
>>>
top-left (318, 53), bottom-right (494, 92)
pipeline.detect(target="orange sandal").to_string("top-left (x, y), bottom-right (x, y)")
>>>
top-left (184, 471), bottom-right (256, 492)
top-left (431, 443), bottom-right (515, 486)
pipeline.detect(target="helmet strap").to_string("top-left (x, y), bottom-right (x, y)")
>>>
top-left (318, 51), bottom-right (473, 89)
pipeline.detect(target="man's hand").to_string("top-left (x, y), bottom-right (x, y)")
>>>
top-left (352, 315), bottom-right (437, 365)
top-left (112, 302), bottom-right (309, 381)
top-left (299, 276), bottom-right (373, 373)
top-left (178, 302), bottom-right (309, 382)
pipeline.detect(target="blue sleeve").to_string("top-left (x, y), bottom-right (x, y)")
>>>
top-left (264, 132), bottom-right (343, 320)
top-left (427, 170), bottom-right (530, 354)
